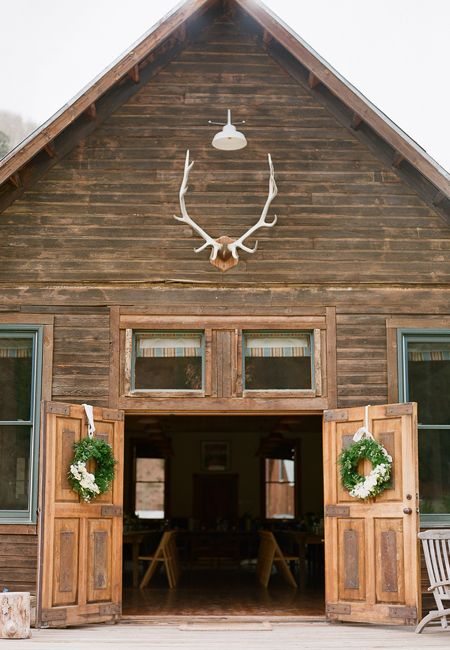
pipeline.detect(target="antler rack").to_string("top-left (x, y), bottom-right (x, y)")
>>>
top-left (174, 150), bottom-right (278, 271)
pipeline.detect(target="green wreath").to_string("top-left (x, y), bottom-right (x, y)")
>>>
top-left (68, 437), bottom-right (117, 502)
top-left (338, 438), bottom-right (392, 500)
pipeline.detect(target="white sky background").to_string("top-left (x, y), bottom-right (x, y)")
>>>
top-left (0, 0), bottom-right (449, 171)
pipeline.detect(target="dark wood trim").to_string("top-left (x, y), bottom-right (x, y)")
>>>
top-left (119, 396), bottom-right (329, 413)
top-left (109, 307), bottom-right (121, 409)
top-left (325, 307), bottom-right (337, 409)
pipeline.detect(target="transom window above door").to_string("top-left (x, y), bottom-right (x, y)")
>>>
top-left (398, 330), bottom-right (450, 524)
top-left (243, 331), bottom-right (313, 391)
top-left (116, 311), bottom-right (335, 410)
top-left (133, 331), bottom-right (204, 392)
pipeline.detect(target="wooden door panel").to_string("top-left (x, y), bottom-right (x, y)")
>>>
top-left (55, 417), bottom-right (81, 502)
top-left (374, 417), bottom-right (402, 501)
top-left (38, 402), bottom-right (124, 628)
top-left (89, 421), bottom-right (115, 505)
top-left (374, 518), bottom-right (404, 603)
top-left (324, 403), bottom-right (420, 626)
top-left (52, 518), bottom-right (79, 606)
top-left (87, 519), bottom-right (112, 603)
top-left (337, 518), bottom-right (366, 601)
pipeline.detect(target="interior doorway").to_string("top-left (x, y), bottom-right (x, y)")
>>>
top-left (122, 413), bottom-right (325, 619)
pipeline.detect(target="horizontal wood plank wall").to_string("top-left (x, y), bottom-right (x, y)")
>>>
top-left (0, 15), bottom-right (449, 599)
top-left (52, 314), bottom-right (110, 406)
top-left (0, 532), bottom-right (38, 592)
top-left (0, 19), bottom-right (448, 286)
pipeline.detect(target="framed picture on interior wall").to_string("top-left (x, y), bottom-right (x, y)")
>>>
top-left (201, 441), bottom-right (230, 471)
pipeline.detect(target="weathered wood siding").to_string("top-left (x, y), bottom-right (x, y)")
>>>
top-left (0, 529), bottom-right (37, 592)
top-left (1, 19), bottom-right (448, 286)
top-left (0, 16), bottom-right (449, 598)
top-left (1, 18), bottom-right (449, 406)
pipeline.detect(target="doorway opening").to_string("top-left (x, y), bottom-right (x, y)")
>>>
top-left (122, 414), bottom-right (324, 619)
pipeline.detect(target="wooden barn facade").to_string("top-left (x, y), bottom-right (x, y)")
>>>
top-left (0, 0), bottom-right (449, 629)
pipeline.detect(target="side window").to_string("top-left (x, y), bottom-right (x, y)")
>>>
top-left (399, 331), bottom-right (450, 523)
top-left (132, 331), bottom-right (204, 392)
top-left (243, 331), bottom-right (313, 391)
top-left (135, 458), bottom-right (166, 520)
top-left (0, 327), bottom-right (43, 522)
top-left (264, 457), bottom-right (296, 519)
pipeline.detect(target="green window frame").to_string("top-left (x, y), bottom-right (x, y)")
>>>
top-left (0, 325), bottom-right (43, 524)
top-left (398, 328), bottom-right (450, 527)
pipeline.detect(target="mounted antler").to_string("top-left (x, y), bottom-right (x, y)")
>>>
top-left (174, 150), bottom-right (278, 271)
top-left (227, 154), bottom-right (277, 261)
top-left (174, 150), bottom-right (223, 262)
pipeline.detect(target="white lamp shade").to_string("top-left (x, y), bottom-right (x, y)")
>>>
top-left (212, 123), bottom-right (247, 150)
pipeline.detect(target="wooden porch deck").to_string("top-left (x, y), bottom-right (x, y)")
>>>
top-left (12, 622), bottom-right (450, 649)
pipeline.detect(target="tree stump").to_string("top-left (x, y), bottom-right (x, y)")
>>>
top-left (0, 592), bottom-right (31, 639)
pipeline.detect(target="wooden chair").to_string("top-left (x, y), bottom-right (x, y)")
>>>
top-left (139, 531), bottom-right (181, 589)
top-left (416, 530), bottom-right (450, 633)
top-left (256, 531), bottom-right (297, 588)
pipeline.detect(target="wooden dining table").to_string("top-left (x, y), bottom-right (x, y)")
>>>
top-left (123, 531), bottom-right (147, 588)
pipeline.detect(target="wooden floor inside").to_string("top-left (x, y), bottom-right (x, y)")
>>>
top-left (122, 567), bottom-right (325, 619)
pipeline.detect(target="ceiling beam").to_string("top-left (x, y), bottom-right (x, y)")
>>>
top-left (351, 113), bottom-right (363, 130)
top-left (9, 173), bottom-right (22, 189)
top-left (392, 152), bottom-right (405, 168)
top-left (85, 103), bottom-right (97, 120)
top-left (44, 142), bottom-right (56, 158)
top-left (308, 71), bottom-right (320, 89)
top-left (128, 64), bottom-right (140, 84)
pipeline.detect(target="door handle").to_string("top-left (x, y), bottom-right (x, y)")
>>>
top-left (403, 507), bottom-right (413, 515)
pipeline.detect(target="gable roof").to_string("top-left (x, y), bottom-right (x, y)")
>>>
top-left (1, 0), bottom-right (449, 219)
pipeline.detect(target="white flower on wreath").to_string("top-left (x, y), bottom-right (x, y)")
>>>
top-left (349, 462), bottom-right (390, 499)
top-left (70, 461), bottom-right (100, 501)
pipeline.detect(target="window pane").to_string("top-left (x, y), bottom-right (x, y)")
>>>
top-left (265, 458), bottom-right (295, 519)
top-left (136, 458), bottom-right (165, 482)
top-left (0, 337), bottom-right (33, 421)
top-left (407, 340), bottom-right (450, 424)
top-left (418, 429), bottom-right (450, 514)
top-left (135, 458), bottom-right (165, 519)
top-left (0, 425), bottom-right (31, 510)
top-left (134, 332), bottom-right (202, 390)
top-left (245, 332), bottom-right (311, 390)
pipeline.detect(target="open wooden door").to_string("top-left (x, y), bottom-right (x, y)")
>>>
top-left (323, 403), bottom-right (420, 625)
top-left (37, 402), bottom-right (124, 627)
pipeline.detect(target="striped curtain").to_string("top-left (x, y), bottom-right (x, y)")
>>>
top-left (408, 342), bottom-right (450, 362)
top-left (136, 333), bottom-right (202, 358)
top-left (0, 338), bottom-right (33, 358)
top-left (245, 333), bottom-right (311, 358)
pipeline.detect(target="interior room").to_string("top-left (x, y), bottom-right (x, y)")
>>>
top-left (122, 414), bottom-right (325, 618)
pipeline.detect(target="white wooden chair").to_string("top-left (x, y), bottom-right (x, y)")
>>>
top-left (416, 530), bottom-right (450, 633)
top-left (139, 531), bottom-right (181, 589)
top-left (256, 531), bottom-right (298, 588)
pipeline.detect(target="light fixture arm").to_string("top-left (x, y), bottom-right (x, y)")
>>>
top-left (208, 109), bottom-right (246, 126)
